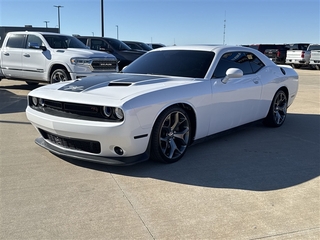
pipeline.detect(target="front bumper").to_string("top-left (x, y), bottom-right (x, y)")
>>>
top-left (35, 137), bottom-right (149, 165)
top-left (26, 106), bottom-right (151, 165)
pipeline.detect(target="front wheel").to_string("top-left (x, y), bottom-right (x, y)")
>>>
top-left (263, 90), bottom-right (288, 127)
top-left (151, 106), bottom-right (191, 163)
top-left (50, 69), bottom-right (69, 84)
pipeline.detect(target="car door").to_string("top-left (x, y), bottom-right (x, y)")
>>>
top-left (208, 51), bottom-right (264, 135)
top-left (21, 34), bottom-right (47, 81)
top-left (1, 33), bottom-right (25, 79)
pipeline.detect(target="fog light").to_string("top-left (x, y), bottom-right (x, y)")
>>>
top-left (114, 146), bottom-right (124, 155)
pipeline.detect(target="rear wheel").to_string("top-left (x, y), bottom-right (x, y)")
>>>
top-left (151, 106), bottom-right (191, 163)
top-left (263, 90), bottom-right (288, 127)
top-left (50, 69), bottom-right (69, 84)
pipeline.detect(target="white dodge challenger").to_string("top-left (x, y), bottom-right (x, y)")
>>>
top-left (26, 45), bottom-right (299, 165)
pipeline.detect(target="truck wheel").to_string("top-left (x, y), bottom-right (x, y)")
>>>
top-left (50, 69), bottom-right (69, 84)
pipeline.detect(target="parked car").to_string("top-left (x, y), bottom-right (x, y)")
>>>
top-left (123, 41), bottom-right (152, 52)
top-left (263, 45), bottom-right (289, 64)
top-left (147, 43), bottom-right (166, 49)
top-left (26, 45), bottom-right (298, 166)
top-left (285, 43), bottom-right (310, 68)
top-left (76, 36), bottom-right (145, 70)
top-left (0, 32), bottom-right (118, 85)
top-left (309, 44), bottom-right (320, 70)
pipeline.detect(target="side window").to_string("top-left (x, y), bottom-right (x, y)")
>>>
top-left (91, 39), bottom-right (108, 51)
top-left (212, 52), bottom-right (264, 78)
top-left (78, 38), bottom-right (87, 45)
top-left (6, 34), bottom-right (25, 48)
top-left (26, 35), bottom-right (43, 48)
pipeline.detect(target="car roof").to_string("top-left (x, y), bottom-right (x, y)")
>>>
top-left (7, 31), bottom-right (72, 36)
top-left (151, 45), bottom-right (252, 52)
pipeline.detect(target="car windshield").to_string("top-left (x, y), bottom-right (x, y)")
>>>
top-left (43, 34), bottom-right (88, 49)
top-left (105, 38), bottom-right (131, 51)
top-left (122, 50), bottom-right (215, 78)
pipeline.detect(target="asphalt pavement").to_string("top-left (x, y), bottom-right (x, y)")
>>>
top-left (0, 69), bottom-right (319, 239)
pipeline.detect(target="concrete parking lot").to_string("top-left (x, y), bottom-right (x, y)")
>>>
top-left (0, 69), bottom-right (319, 239)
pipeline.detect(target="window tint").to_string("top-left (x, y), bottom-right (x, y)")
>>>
top-left (91, 39), bottom-right (109, 51)
top-left (212, 52), bottom-right (264, 78)
top-left (6, 34), bottom-right (25, 48)
top-left (123, 50), bottom-right (215, 78)
top-left (43, 35), bottom-right (87, 49)
top-left (26, 35), bottom-right (43, 48)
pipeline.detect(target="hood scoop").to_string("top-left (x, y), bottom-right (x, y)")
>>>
top-left (108, 82), bottom-right (132, 87)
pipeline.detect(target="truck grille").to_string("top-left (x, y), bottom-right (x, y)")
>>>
top-left (39, 129), bottom-right (101, 154)
top-left (91, 59), bottom-right (118, 71)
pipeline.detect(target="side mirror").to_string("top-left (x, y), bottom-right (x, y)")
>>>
top-left (29, 42), bottom-right (47, 51)
top-left (222, 68), bottom-right (243, 84)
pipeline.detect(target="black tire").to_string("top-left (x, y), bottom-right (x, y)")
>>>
top-left (151, 106), bottom-right (191, 163)
top-left (292, 64), bottom-right (301, 69)
top-left (26, 81), bottom-right (39, 86)
top-left (50, 69), bottom-right (69, 84)
top-left (263, 90), bottom-right (288, 127)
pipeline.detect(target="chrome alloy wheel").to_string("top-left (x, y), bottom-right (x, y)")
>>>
top-left (159, 110), bottom-right (190, 161)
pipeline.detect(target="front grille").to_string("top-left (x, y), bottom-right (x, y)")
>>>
top-left (39, 129), bottom-right (101, 154)
top-left (91, 59), bottom-right (118, 71)
top-left (29, 97), bottom-right (122, 122)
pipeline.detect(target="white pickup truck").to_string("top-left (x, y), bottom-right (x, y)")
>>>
top-left (308, 44), bottom-right (320, 70)
top-left (285, 43), bottom-right (310, 68)
top-left (0, 31), bottom-right (118, 85)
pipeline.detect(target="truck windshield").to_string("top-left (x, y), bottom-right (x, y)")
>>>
top-left (43, 34), bottom-right (88, 49)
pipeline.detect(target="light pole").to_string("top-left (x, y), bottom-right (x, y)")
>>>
top-left (116, 25), bottom-right (119, 39)
top-left (54, 5), bottom-right (63, 33)
top-left (44, 21), bottom-right (49, 28)
top-left (101, 0), bottom-right (104, 37)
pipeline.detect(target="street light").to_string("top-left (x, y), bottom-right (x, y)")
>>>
top-left (54, 5), bottom-right (63, 33)
top-left (116, 25), bottom-right (119, 39)
top-left (44, 21), bottom-right (49, 28)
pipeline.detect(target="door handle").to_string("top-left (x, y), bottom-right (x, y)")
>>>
top-left (4, 52), bottom-right (9, 56)
top-left (23, 53), bottom-right (30, 57)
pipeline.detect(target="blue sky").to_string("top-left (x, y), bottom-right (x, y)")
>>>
top-left (0, 0), bottom-right (319, 46)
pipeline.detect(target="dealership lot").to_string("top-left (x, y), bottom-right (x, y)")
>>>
top-left (0, 69), bottom-right (319, 239)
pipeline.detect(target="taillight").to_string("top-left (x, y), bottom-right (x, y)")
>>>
top-left (277, 50), bottom-right (280, 57)
top-left (301, 51), bottom-right (305, 58)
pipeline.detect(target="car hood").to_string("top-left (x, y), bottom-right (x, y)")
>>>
top-left (31, 73), bottom-right (198, 103)
top-left (54, 48), bottom-right (116, 59)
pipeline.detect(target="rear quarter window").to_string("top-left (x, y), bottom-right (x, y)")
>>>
top-left (6, 34), bottom-right (25, 48)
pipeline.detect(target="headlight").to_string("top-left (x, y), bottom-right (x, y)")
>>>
top-left (70, 58), bottom-right (92, 65)
top-left (101, 106), bottom-right (124, 121)
top-left (102, 106), bottom-right (112, 118)
top-left (115, 108), bottom-right (124, 120)
top-left (31, 96), bottom-right (38, 106)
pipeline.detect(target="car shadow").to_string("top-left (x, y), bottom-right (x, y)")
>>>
top-left (63, 113), bottom-right (320, 192)
top-left (0, 90), bottom-right (29, 114)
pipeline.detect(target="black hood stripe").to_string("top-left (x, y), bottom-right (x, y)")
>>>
top-left (58, 73), bottom-right (166, 92)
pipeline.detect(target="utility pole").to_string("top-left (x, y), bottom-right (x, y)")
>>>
top-left (101, 0), bottom-right (104, 37)
top-left (44, 21), bottom-right (49, 28)
top-left (54, 5), bottom-right (63, 33)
